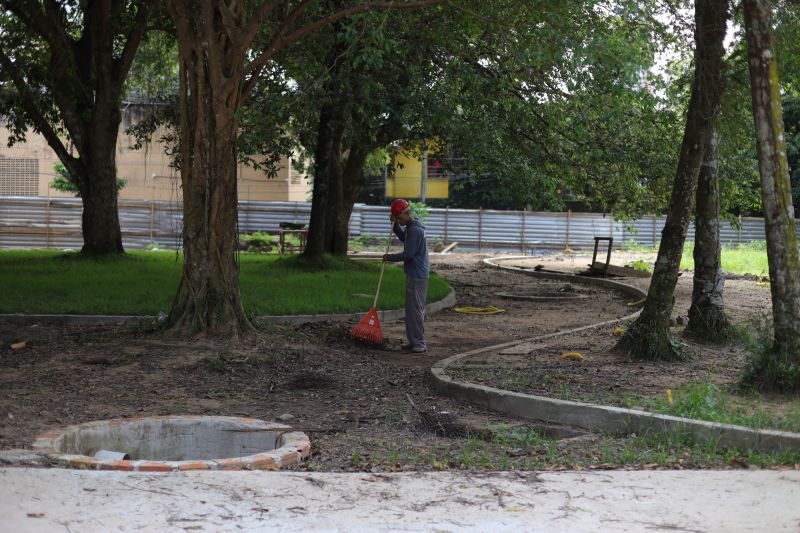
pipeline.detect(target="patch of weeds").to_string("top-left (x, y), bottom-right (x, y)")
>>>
top-left (452, 436), bottom-right (496, 469)
top-left (488, 424), bottom-right (548, 449)
top-left (172, 396), bottom-right (188, 413)
top-left (499, 372), bottom-right (529, 392)
top-left (741, 317), bottom-right (800, 393)
top-left (427, 447), bottom-right (446, 470)
top-left (627, 259), bottom-right (652, 272)
top-left (614, 382), bottom-right (800, 433)
top-left (239, 231), bottom-right (274, 253)
top-left (351, 448), bottom-right (362, 469)
top-left (387, 446), bottom-right (400, 468)
top-left (201, 353), bottom-right (230, 373)
top-left (590, 428), bottom-right (800, 468)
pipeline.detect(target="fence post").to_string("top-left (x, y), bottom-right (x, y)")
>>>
top-left (652, 214), bottom-right (657, 247)
top-left (565, 210), bottom-right (571, 250)
top-left (150, 199), bottom-right (155, 244)
top-left (610, 211), bottom-right (614, 244)
top-left (444, 206), bottom-right (449, 245)
top-left (520, 209), bottom-right (526, 253)
top-left (478, 207), bottom-right (483, 251)
top-left (46, 188), bottom-right (51, 249)
top-left (738, 214), bottom-right (742, 245)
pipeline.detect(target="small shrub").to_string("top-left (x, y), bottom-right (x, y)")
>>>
top-left (628, 259), bottom-right (652, 272)
top-left (201, 354), bottom-right (230, 373)
top-left (239, 231), bottom-right (273, 253)
top-left (50, 162), bottom-right (127, 196)
top-left (740, 316), bottom-right (800, 393)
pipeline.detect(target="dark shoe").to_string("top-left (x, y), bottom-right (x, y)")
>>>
top-left (401, 343), bottom-right (414, 352)
top-left (410, 346), bottom-right (427, 354)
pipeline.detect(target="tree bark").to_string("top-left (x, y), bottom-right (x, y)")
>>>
top-left (687, 126), bottom-right (729, 338)
top-left (304, 97), bottom-right (347, 262)
top-left (77, 91), bottom-right (125, 255)
top-left (743, 0), bottom-right (800, 360)
top-left (619, 0), bottom-right (728, 359)
top-left (166, 0), bottom-right (252, 337)
top-left (327, 144), bottom-right (369, 256)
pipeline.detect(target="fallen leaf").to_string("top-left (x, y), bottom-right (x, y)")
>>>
top-left (11, 341), bottom-right (26, 350)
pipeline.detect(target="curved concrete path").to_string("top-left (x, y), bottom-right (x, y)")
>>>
top-left (430, 256), bottom-right (800, 453)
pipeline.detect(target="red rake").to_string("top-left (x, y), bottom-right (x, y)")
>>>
top-left (351, 226), bottom-right (393, 345)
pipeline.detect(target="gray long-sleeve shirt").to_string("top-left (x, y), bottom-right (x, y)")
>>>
top-left (386, 219), bottom-right (429, 279)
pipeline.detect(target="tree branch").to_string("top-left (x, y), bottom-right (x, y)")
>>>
top-left (113, 0), bottom-right (157, 95)
top-left (243, 0), bottom-right (445, 92)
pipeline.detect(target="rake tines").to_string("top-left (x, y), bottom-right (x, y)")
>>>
top-left (350, 308), bottom-right (384, 345)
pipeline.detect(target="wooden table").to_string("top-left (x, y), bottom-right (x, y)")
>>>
top-left (279, 229), bottom-right (308, 254)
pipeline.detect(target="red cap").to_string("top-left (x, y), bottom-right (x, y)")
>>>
top-left (390, 199), bottom-right (410, 217)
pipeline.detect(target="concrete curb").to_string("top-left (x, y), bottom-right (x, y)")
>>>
top-left (0, 289), bottom-right (456, 328)
top-left (430, 255), bottom-right (800, 453)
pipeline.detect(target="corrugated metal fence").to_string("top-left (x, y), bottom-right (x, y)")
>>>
top-left (0, 196), bottom-right (771, 251)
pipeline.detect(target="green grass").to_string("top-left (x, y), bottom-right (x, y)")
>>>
top-left (0, 249), bottom-right (450, 316)
top-left (641, 383), bottom-right (800, 433)
top-left (323, 423), bottom-right (800, 472)
top-left (449, 365), bottom-right (800, 434)
top-left (680, 240), bottom-right (770, 277)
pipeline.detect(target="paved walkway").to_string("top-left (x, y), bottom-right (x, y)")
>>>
top-left (2, 468), bottom-right (798, 532)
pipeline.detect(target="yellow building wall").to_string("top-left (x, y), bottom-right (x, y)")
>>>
top-left (386, 148), bottom-right (448, 200)
top-left (0, 122), bottom-right (312, 202)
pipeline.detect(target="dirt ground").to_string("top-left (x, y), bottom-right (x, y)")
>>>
top-left (0, 250), bottom-right (794, 471)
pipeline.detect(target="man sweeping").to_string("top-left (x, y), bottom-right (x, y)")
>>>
top-left (383, 199), bottom-right (430, 353)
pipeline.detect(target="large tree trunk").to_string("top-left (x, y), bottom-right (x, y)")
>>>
top-left (78, 99), bottom-right (125, 255)
top-left (743, 0), bottom-right (800, 363)
top-left (327, 145), bottom-right (369, 256)
top-left (619, 0), bottom-right (727, 360)
top-left (166, 1), bottom-right (252, 337)
top-left (686, 126), bottom-right (729, 338)
top-left (304, 97), bottom-right (347, 262)
top-left (303, 17), bottom-right (349, 263)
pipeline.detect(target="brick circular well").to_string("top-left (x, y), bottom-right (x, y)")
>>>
top-left (32, 415), bottom-right (310, 471)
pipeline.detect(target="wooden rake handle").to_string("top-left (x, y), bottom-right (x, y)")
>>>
top-left (373, 223), bottom-right (394, 309)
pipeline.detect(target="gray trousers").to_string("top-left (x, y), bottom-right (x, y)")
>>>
top-left (405, 276), bottom-right (428, 349)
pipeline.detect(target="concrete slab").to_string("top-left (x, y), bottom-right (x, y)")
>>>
top-left (1, 468), bottom-right (798, 532)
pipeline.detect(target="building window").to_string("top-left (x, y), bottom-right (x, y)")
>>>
top-left (0, 158), bottom-right (39, 196)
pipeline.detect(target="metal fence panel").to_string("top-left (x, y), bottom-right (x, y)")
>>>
top-left (0, 196), bottom-right (785, 252)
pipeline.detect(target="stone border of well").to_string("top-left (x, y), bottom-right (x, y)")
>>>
top-left (0, 289), bottom-right (456, 327)
top-left (429, 255), bottom-right (800, 453)
top-left (32, 415), bottom-right (310, 472)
